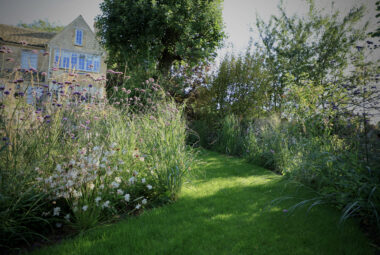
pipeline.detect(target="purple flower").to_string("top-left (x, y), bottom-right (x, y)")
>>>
top-left (44, 115), bottom-right (51, 119)
top-left (52, 80), bottom-right (57, 84)
top-left (0, 86), bottom-right (4, 91)
top-left (62, 117), bottom-right (68, 121)
top-left (2, 137), bottom-right (8, 141)
top-left (283, 209), bottom-right (288, 213)
top-left (14, 92), bottom-right (25, 97)
top-left (4, 91), bottom-right (10, 95)
top-left (88, 84), bottom-right (93, 88)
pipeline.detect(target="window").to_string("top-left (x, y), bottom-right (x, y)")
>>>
top-left (86, 55), bottom-right (93, 71)
top-left (54, 49), bottom-right (101, 73)
top-left (62, 51), bottom-right (70, 69)
top-left (71, 53), bottom-right (78, 69)
top-left (75, 29), bottom-right (83, 46)
top-left (93, 56), bottom-right (101, 72)
top-left (21, 50), bottom-right (38, 69)
top-left (79, 54), bottom-right (85, 70)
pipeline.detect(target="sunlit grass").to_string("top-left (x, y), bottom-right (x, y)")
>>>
top-left (32, 150), bottom-right (373, 255)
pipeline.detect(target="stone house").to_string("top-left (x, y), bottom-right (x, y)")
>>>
top-left (0, 15), bottom-right (107, 103)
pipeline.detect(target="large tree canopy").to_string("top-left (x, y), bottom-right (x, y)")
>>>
top-left (95, 0), bottom-right (225, 74)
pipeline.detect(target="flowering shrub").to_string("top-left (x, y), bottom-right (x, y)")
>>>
top-left (0, 67), bottom-right (193, 249)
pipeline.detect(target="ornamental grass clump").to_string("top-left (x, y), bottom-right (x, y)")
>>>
top-left (0, 68), bottom-right (193, 250)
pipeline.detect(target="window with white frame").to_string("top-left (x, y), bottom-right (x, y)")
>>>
top-left (21, 50), bottom-right (38, 69)
top-left (75, 29), bottom-right (83, 46)
top-left (54, 49), bottom-right (101, 73)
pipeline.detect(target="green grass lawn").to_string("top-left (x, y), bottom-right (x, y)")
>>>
top-left (32, 150), bottom-right (373, 255)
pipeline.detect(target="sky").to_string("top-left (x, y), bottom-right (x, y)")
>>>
top-left (0, 0), bottom-right (377, 56)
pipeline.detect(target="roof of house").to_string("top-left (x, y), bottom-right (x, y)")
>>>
top-left (0, 24), bottom-right (56, 48)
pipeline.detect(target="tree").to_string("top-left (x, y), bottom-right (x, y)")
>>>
top-left (17, 19), bottom-right (64, 33)
top-left (256, 0), bottom-right (367, 115)
top-left (95, 0), bottom-right (225, 75)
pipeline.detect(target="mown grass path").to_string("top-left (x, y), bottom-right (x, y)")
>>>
top-left (33, 150), bottom-right (373, 255)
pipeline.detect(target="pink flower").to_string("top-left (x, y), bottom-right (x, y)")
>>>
top-left (43, 51), bottom-right (49, 56)
top-left (41, 72), bottom-right (47, 76)
top-left (32, 49), bottom-right (39, 54)
top-left (6, 58), bottom-right (14, 62)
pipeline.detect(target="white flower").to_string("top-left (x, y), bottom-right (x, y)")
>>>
top-left (124, 193), bottom-right (130, 202)
top-left (66, 180), bottom-right (74, 188)
top-left (135, 204), bottom-right (141, 209)
top-left (115, 177), bottom-right (122, 183)
top-left (69, 159), bottom-right (76, 165)
top-left (82, 205), bottom-right (88, 211)
top-left (110, 142), bottom-right (117, 148)
top-left (133, 170), bottom-right (138, 176)
top-left (88, 183), bottom-right (95, 190)
top-left (102, 200), bottom-right (110, 208)
top-left (56, 164), bottom-right (62, 173)
top-left (73, 207), bottom-right (78, 212)
top-left (128, 177), bottom-right (135, 185)
top-left (100, 164), bottom-right (106, 168)
top-left (141, 178), bottom-right (146, 184)
top-left (142, 199), bottom-right (147, 205)
top-left (139, 157), bottom-right (145, 162)
top-left (35, 167), bottom-right (40, 171)
top-left (118, 160), bottom-right (125, 165)
top-left (56, 223), bottom-right (62, 228)
top-left (147, 185), bottom-right (152, 190)
top-left (99, 184), bottom-right (105, 189)
top-left (53, 207), bottom-right (61, 216)
top-left (111, 181), bottom-right (120, 188)
top-left (101, 157), bottom-right (107, 162)
top-left (117, 189), bottom-right (124, 195)
top-left (73, 190), bottom-right (82, 198)
top-left (64, 214), bottom-right (70, 221)
top-left (95, 196), bottom-right (102, 204)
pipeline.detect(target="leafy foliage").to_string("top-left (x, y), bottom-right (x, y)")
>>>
top-left (17, 19), bottom-right (64, 32)
top-left (95, 0), bottom-right (225, 74)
